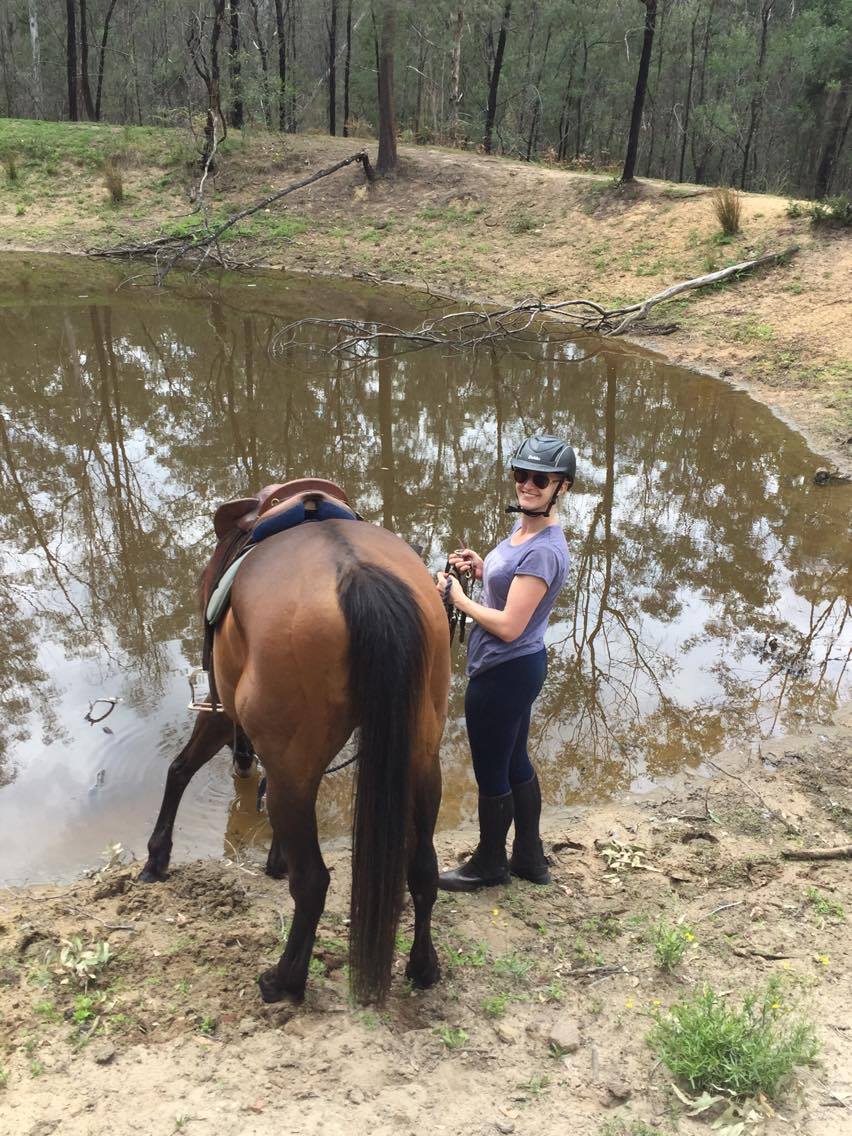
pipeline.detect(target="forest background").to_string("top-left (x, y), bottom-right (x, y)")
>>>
top-left (1, 0), bottom-right (850, 201)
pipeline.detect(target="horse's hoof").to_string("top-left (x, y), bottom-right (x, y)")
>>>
top-left (139, 863), bottom-right (167, 884)
top-left (232, 757), bottom-right (255, 779)
top-left (405, 956), bottom-right (441, 990)
top-left (264, 861), bottom-right (288, 880)
top-left (258, 968), bottom-right (303, 1004)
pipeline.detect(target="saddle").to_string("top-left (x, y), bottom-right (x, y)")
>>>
top-left (205, 478), bottom-right (360, 630)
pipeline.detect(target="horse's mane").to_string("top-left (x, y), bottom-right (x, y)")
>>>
top-left (198, 527), bottom-right (251, 618)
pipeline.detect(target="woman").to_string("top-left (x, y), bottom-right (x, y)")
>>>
top-left (436, 434), bottom-right (575, 892)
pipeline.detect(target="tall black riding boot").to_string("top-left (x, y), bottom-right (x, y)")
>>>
top-left (438, 792), bottom-right (513, 892)
top-left (509, 773), bottom-right (551, 884)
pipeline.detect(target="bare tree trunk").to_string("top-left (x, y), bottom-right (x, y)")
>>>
top-left (814, 82), bottom-right (851, 199)
top-left (229, 0), bottom-right (244, 128)
top-left (66, 0), bottom-right (78, 121)
top-left (740, 0), bottom-right (774, 190)
top-left (0, 12), bottom-right (16, 116)
top-left (94, 0), bottom-right (119, 121)
top-left (525, 23), bottom-right (551, 160)
top-left (448, 5), bottom-right (463, 140)
top-left (248, 0), bottom-right (272, 127)
top-left (376, 1), bottom-right (397, 175)
top-left (273, 0), bottom-right (287, 131)
top-left (342, 0), bottom-right (352, 135)
top-left (28, 0), bottom-right (43, 118)
top-left (621, 0), bottom-right (657, 183)
top-left (327, 0), bottom-right (337, 135)
top-left (79, 0), bottom-right (95, 117)
top-left (483, 0), bottom-right (511, 155)
top-left (678, 6), bottom-right (699, 183)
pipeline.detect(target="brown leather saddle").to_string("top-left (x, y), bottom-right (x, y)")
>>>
top-left (213, 478), bottom-right (358, 540)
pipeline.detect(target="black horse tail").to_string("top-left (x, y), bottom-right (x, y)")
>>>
top-left (338, 562), bottom-right (427, 1005)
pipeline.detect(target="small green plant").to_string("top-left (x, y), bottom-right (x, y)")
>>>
top-left (197, 1015), bottom-right (217, 1035)
top-left (508, 208), bottom-right (539, 235)
top-left (34, 1000), bottom-right (62, 1023)
top-left (786, 200), bottom-right (805, 218)
top-left (72, 994), bottom-right (100, 1025)
top-left (308, 957), bottom-right (327, 978)
top-left (30, 1059), bottom-right (45, 1078)
top-left (435, 1024), bottom-right (468, 1050)
top-left (541, 980), bottom-right (564, 1003)
top-left (711, 185), bottom-right (742, 235)
top-left (175, 979), bottom-right (191, 995)
top-left (59, 938), bottom-right (114, 988)
top-left (653, 920), bottom-right (695, 971)
top-left (647, 980), bottom-right (819, 1098)
top-left (101, 158), bottom-right (124, 205)
top-left (517, 1073), bottom-right (550, 1097)
top-left (483, 992), bottom-right (510, 1018)
top-left (493, 952), bottom-right (532, 981)
top-left (805, 886), bottom-right (845, 922)
top-left (810, 194), bottom-right (852, 228)
top-left (1, 151), bottom-right (17, 182)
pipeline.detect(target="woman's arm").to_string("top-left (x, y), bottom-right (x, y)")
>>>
top-left (438, 572), bottom-right (547, 643)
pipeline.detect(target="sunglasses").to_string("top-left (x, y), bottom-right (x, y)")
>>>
top-left (512, 468), bottom-right (555, 490)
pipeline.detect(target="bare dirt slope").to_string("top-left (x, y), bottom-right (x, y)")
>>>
top-left (2, 705), bottom-right (851, 1136)
top-left (1, 128), bottom-right (850, 471)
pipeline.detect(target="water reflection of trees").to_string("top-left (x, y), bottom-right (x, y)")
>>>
top-left (0, 267), bottom-right (850, 800)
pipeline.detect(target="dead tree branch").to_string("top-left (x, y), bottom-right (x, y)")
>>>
top-left (90, 150), bottom-right (376, 283)
top-left (781, 845), bottom-right (852, 861)
top-left (269, 246), bottom-right (798, 360)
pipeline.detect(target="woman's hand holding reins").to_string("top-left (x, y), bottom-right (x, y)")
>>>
top-left (436, 571), bottom-right (464, 605)
top-left (449, 548), bottom-right (483, 580)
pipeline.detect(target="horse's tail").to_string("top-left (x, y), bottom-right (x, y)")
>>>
top-left (338, 562), bottom-right (427, 1004)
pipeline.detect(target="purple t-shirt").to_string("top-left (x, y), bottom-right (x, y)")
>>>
top-left (466, 524), bottom-right (570, 677)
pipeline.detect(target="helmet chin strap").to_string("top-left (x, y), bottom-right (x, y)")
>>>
top-left (505, 478), bottom-right (564, 518)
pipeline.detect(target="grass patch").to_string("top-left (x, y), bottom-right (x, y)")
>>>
top-left (418, 204), bottom-right (483, 224)
top-left (711, 186), bottom-right (742, 236)
top-left (804, 886), bottom-right (845, 922)
top-left (507, 208), bottom-right (540, 235)
top-left (647, 979), bottom-right (818, 1099)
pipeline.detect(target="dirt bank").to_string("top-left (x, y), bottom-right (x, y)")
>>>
top-left (2, 702), bottom-right (851, 1136)
top-left (0, 124), bottom-right (850, 472)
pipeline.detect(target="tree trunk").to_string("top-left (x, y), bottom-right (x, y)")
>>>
top-left (376, 1), bottom-right (397, 175)
top-left (740, 0), bottom-right (774, 190)
top-left (483, 0), bottom-right (511, 155)
top-left (342, 0), bottom-right (352, 135)
top-left (448, 6), bottom-right (463, 140)
top-left (525, 24), bottom-right (551, 161)
top-left (79, 0), bottom-right (95, 117)
top-left (621, 0), bottom-right (657, 183)
top-left (814, 82), bottom-right (851, 199)
top-left (678, 9), bottom-right (698, 183)
top-left (248, 0), bottom-right (272, 127)
top-left (94, 0), bottom-right (119, 121)
top-left (28, 0), bottom-right (43, 118)
top-left (66, 0), bottom-right (78, 121)
top-left (229, 0), bottom-right (243, 128)
top-left (273, 0), bottom-right (287, 131)
top-left (327, 0), bottom-right (337, 135)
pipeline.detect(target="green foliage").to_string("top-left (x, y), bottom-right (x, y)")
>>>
top-left (810, 195), bottom-right (852, 227)
top-left (652, 921), bottom-right (695, 971)
top-left (493, 952), bottom-right (532, 981)
top-left (507, 209), bottom-right (540, 235)
top-left (805, 886), bottom-right (846, 921)
top-left (711, 187), bottom-right (742, 236)
top-left (647, 981), bottom-right (819, 1099)
top-left (482, 992), bottom-right (510, 1018)
top-left (435, 1024), bottom-right (468, 1050)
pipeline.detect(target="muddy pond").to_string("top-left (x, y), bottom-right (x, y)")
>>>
top-left (0, 254), bottom-right (849, 885)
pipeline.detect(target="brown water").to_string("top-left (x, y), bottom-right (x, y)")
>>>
top-left (0, 254), bottom-right (849, 885)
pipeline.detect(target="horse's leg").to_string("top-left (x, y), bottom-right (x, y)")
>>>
top-left (405, 756), bottom-right (442, 989)
top-left (140, 712), bottom-right (233, 882)
top-left (265, 833), bottom-right (288, 879)
top-left (258, 779), bottom-right (328, 1003)
top-left (230, 726), bottom-right (255, 778)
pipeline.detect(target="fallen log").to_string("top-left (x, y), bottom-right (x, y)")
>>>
top-left (90, 150), bottom-right (376, 283)
top-left (781, 845), bottom-right (852, 861)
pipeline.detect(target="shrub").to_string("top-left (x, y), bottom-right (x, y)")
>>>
top-left (1, 151), bottom-right (17, 182)
top-left (810, 194), bottom-right (852, 228)
top-left (652, 920), bottom-right (695, 971)
top-left (711, 186), bottom-right (742, 235)
top-left (101, 157), bottom-right (124, 204)
top-left (647, 981), bottom-right (818, 1099)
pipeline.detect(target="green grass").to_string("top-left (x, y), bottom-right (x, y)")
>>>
top-left (804, 887), bottom-right (845, 922)
top-left (419, 204), bottom-right (483, 224)
top-left (652, 920), bottom-right (695, 971)
top-left (647, 980), bottom-right (818, 1099)
top-left (0, 118), bottom-right (193, 175)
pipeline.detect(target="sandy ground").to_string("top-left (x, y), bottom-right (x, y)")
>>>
top-left (0, 130), bottom-right (850, 473)
top-left (2, 702), bottom-right (851, 1136)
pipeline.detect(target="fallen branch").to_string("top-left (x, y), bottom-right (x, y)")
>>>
top-left (781, 845), bottom-right (852, 861)
top-left (90, 150), bottom-right (376, 283)
top-left (269, 246), bottom-right (798, 361)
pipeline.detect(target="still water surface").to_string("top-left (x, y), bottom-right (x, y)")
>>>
top-left (0, 255), bottom-right (849, 885)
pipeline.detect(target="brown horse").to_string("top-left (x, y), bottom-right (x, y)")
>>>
top-left (140, 483), bottom-right (450, 1005)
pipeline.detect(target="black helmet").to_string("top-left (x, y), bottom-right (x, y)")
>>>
top-left (510, 434), bottom-right (576, 484)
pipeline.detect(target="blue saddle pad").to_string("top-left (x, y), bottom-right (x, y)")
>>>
top-left (250, 499), bottom-right (356, 544)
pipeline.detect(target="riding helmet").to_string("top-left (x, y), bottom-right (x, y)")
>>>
top-left (510, 434), bottom-right (576, 485)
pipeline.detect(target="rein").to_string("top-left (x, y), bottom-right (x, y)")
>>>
top-left (443, 559), bottom-right (473, 645)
